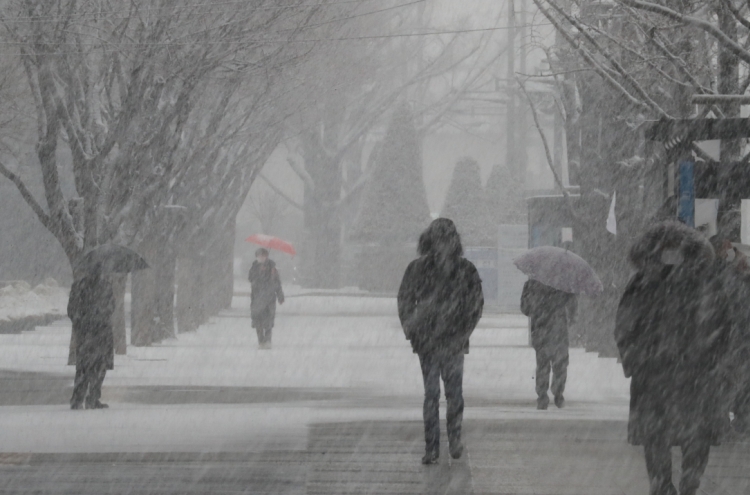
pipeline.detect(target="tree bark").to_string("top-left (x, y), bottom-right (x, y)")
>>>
top-left (130, 261), bottom-right (158, 347)
top-left (154, 250), bottom-right (177, 340)
top-left (112, 273), bottom-right (127, 354)
top-left (717, 4), bottom-right (740, 230)
top-left (176, 255), bottom-right (206, 333)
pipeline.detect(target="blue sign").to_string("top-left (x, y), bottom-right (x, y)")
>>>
top-left (678, 160), bottom-right (695, 227)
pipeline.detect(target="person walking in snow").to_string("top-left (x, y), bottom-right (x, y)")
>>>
top-left (708, 234), bottom-right (750, 435)
top-left (616, 221), bottom-right (731, 495)
top-left (520, 278), bottom-right (577, 410)
top-left (249, 248), bottom-right (284, 349)
top-left (398, 218), bottom-right (484, 465)
top-left (68, 265), bottom-right (115, 410)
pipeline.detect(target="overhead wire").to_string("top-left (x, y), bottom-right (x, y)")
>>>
top-left (0, 0), bottom-right (386, 23)
top-left (0, 23), bottom-right (550, 49)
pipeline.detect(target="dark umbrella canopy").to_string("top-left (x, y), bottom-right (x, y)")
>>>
top-left (74, 244), bottom-right (149, 276)
top-left (513, 246), bottom-right (603, 296)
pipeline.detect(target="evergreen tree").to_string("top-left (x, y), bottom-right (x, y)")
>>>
top-left (353, 104), bottom-right (430, 243)
top-left (441, 157), bottom-right (493, 246)
top-left (485, 162), bottom-right (526, 226)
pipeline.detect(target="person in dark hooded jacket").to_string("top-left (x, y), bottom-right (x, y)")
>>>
top-left (521, 279), bottom-right (577, 410)
top-left (398, 218), bottom-right (484, 465)
top-left (68, 265), bottom-right (115, 410)
top-left (249, 248), bottom-right (284, 349)
top-left (616, 221), bottom-right (731, 495)
top-left (708, 235), bottom-right (750, 434)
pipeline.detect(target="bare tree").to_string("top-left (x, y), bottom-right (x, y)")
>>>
top-left (283, 1), bottom-right (507, 288)
top-left (526, 0), bottom-right (749, 352)
top-left (0, 0), bottom-right (375, 346)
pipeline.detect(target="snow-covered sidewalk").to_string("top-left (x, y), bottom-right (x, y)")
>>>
top-left (0, 279), bottom-right (68, 333)
top-left (0, 294), bottom-right (630, 454)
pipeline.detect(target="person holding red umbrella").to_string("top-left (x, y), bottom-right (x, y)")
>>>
top-left (248, 248), bottom-right (284, 349)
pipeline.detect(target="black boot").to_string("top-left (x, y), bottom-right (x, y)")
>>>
top-left (421, 450), bottom-right (439, 465)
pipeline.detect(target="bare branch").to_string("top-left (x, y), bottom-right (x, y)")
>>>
top-left (545, 0), bottom-right (670, 117)
top-left (286, 157), bottom-right (315, 191)
top-left (518, 77), bottom-right (580, 223)
top-left (0, 161), bottom-right (51, 230)
top-left (533, 0), bottom-right (653, 113)
top-left (258, 173), bottom-right (303, 211)
top-left (617, 0), bottom-right (750, 67)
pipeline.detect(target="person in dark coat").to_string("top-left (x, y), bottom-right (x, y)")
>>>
top-left (616, 221), bottom-right (731, 495)
top-left (521, 279), bottom-right (577, 409)
top-left (709, 235), bottom-right (750, 434)
top-left (68, 265), bottom-right (116, 410)
top-left (398, 218), bottom-right (484, 465)
top-left (248, 248), bottom-right (284, 349)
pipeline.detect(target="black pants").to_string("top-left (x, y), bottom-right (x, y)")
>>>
top-left (256, 327), bottom-right (272, 345)
top-left (71, 360), bottom-right (107, 407)
top-left (535, 343), bottom-right (568, 399)
top-left (419, 352), bottom-right (464, 455)
top-left (643, 434), bottom-right (711, 495)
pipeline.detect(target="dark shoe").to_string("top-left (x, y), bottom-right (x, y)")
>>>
top-left (537, 395), bottom-right (549, 410)
top-left (421, 451), bottom-right (439, 465)
top-left (71, 402), bottom-right (84, 410)
top-left (554, 395), bottom-right (565, 408)
top-left (449, 441), bottom-right (464, 459)
top-left (86, 400), bottom-right (109, 409)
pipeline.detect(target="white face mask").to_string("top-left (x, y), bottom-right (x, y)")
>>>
top-left (726, 249), bottom-right (736, 262)
top-left (661, 249), bottom-right (683, 265)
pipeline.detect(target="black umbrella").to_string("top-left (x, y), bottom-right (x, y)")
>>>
top-left (74, 244), bottom-right (149, 276)
top-left (513, 246), bottom-right (603, 296)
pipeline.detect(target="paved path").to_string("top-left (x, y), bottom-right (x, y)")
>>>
top-left (0, 307), bottom-right (747, 494)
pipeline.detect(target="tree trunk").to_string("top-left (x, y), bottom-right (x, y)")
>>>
top-left (718, 5), bottom-right (740, 165)
top-left (717, 5), bottom-right (740, 232)
top-left (300, 132), bottom-right (344, 289)
top-left (302, 201), bottom-right (342, 289)
top-left (154, 250), bottom-right (177, 340)
top-left (176, 255), bottom-right (206, 333)
top-left (218, 221), bottom-right (235, 311)
top-left (131, 262), bottom-right (158, 347)
top-left (112, 273), bottom-right (127, 354)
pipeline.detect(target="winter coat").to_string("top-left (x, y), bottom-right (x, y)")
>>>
top-left (248, 259), bottom-right (284, 329)
top-left (67, 274), bottom-right (116, 370)
top-left (615, 221), bottom-right (731, 446)
top-left (397, 254), bottom-right (484, 356)
top-left (711, 259), bottom-right (750, 408)
top-left (520, 279), bottom-right (577, 350)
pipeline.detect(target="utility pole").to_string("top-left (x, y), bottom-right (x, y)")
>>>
top-left (517, 0), bottom-right (528, 180)
top-left (506, 0), bottom-right (517, 181)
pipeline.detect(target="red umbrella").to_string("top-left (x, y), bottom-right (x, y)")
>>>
top-left (244, 234), bottom-right (296, 257)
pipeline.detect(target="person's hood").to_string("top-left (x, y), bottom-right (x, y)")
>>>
top-left (629, 220), bottom-right (714, 270)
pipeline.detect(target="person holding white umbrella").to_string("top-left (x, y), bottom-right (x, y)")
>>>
top-left (514, 245), bottom-right (603, 409)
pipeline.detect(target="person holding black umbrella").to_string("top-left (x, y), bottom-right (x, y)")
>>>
top-left (398, 218), bottom-right (484, 465)
top-left (68, 264), bottom-right (116, 410)
top-left (68, 244), bottom-right (148, 410)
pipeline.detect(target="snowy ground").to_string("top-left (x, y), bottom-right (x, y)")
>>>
top-left (0, 292), bottom-right (630, 454)
top-left (0, 279), bottom-right (68, 325)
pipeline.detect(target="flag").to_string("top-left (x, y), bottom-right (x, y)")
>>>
top-left (606, 191), bottom-right (616, 235)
